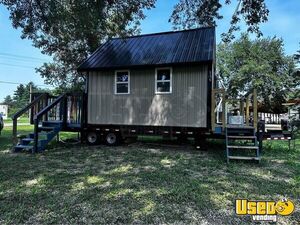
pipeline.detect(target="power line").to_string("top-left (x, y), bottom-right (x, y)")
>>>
top-left (0, 62), bottom-right (36, 69)
top-left (0, 56), bottom-right (47, 63)
top-left (0, 52), bottom-right (49, 62)
top-left (0, 80), bottom-right (52, 88)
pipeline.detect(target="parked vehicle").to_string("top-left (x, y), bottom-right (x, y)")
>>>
top-left (0, 114), bottom-right (3, 135)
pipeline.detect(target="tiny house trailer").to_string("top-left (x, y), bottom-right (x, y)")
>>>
top-left (77, 27), bottom-right (216, 147)
top-left (11, 27), bottom-right (293, 162)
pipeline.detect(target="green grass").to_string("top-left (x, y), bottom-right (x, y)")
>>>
top-left (0, 126), bottom-right (299, 224)
top-left (3, 117), bottom-right (29, 124)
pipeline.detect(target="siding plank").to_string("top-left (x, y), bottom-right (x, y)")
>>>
top-left (88, 65), bottom-right (208, 127)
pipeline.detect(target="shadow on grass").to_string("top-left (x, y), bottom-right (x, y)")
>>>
top-left (0, 128), bottom-right (299, 224)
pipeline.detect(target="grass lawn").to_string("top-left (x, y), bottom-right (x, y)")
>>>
top-left (3, 117), bottom-right (30, 124)
top-left (0, 126), bottom-right (299, 224)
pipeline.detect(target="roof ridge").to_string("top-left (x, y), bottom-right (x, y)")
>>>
top-left (109, 26), bottom-right (215, 41)
top-left (77, 27), bottom-right (215, 71)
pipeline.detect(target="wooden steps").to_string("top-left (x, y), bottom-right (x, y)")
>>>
top-left (14, 144), bottom-right (33, 152)
top-left (14, 121), bottom-right (62, 152)
top-left (38, 126), bottom-right (55, 131)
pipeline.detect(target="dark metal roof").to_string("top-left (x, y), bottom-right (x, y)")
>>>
top-left (78, 27), bottom-right (215, 71)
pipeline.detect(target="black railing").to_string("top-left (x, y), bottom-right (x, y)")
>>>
top-left (12, 92), bottom-right (86, 152)
top-left (12, 93), bottom-right (47, 146)
top-left (33, 94), bottom-right (66, 152)
top-left (30, 93), bottom-right (56, 124)
top-left (65, 93), bottom-right (85, 126)
top-left (30, 92), bottom-right (85, 127)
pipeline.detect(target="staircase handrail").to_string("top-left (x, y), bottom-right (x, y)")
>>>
top-left (34, 94), bottom-right (66, 121)
top-left (12, 93), bottom-right (47, 120)
top-left (33, 93), bottom-right (66, 152)
top-left (12, 93), bottom-right (48, 146)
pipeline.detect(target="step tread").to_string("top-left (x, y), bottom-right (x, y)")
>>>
top-left (228, 156), bottom-right (261, 160)
top-left (22, 138), bottom-right (34, 141)
top-left (17, 134), bottom-right (27, 138)
top-left (15, 145), bottom-right (33, 149)
top-left (38, 126), bottom-right (55, 130)
top-left (227, 136), bottom-right (256, 139)
top-left (43, 120), bottom-right (63, 123)
top-left (226, 125), bottom-right (255, 129)
top-left (227, 145), bottom-right (259, 149)
top-left (42, 121), bottom-right (63, 127)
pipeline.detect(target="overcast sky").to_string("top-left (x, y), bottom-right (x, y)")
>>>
top-left (0, 0), bottom-right (299, 101)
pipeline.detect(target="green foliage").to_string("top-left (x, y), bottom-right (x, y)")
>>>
top-left (170, 0), bottom-right (223, 28)
top-left (170, 0), bottom-right (269, 42)
top-left (289, 70), bottom-right (300, 99)
top-left (3, 95), bottom-right (13, 106)
top-left (2, 82), bottom-right (46, 117)
top-left (1, 0), bottom-right (156, 89)
top-left (293, 46), bottom-right (300, 99)
top-left (217, 34), bottom-right (297, 113)
top-left (1, 0), bottom-right (273, 91)
top-left (295, 44), bottom-right (300, 63)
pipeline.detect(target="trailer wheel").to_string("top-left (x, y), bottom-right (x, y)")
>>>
top-left (105, 132), bottom-right (120, 146)
top-left (86, 132), bottom-right (99, 145)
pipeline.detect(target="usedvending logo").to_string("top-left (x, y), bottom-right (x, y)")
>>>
top-left (235, 198), bottom-right (295, 222)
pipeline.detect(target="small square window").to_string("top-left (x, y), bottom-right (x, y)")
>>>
top-left (115, 70), bottom-right (130, 94)
top-left (155, 68), bottom-right (172, 94)
top-left (157, 69), bottom-right (170, 81)
top-left (116, 72), bottom-right (129, 82)
top-left (116, 83), bottom-right (129, 94)
top-left (157, 82), bottom-right (170, 93)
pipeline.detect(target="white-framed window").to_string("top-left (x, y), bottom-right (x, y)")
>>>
top-left (115, 70), bottom-right (130, 94)
top-left (155, 67), bottom-right (172, 94)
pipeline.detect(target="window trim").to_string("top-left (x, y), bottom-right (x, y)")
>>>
top-left (155, 67), bottom-right (172, 94)
top-left (115, 70), bottom-right (130, 95)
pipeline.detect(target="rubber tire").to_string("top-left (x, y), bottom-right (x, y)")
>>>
top-left (86, 132), bottom-right (100, 145)
top-left (105, 132), bottom-right (120, 146)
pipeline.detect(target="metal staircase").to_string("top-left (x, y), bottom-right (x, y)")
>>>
top-left (225, 125), bottom-right (261, 163)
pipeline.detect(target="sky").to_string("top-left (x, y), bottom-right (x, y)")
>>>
top-left (0, 0), bottom-right (300, 102)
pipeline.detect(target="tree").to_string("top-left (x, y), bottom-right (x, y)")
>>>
top-left (3, 95), bottom-right (13, 106)
top-left (293, 45), bottom-right (300, 98)
top-left (13, 84), bottom-right (26, 103)
top-left (295, 44), bottom-right (300, 62)
top-left (217, 34), bottom-right (297, 113)
top-left (170, 0), bottom-right (269, 42)
top-left (290, 69), bottom-right (300, 99)
top-left (0, 0), bottom-right (156, 89)
top-left (2, 82), bottom-right (44, 116)
top-left (1, 0), bottom-right (271, 90)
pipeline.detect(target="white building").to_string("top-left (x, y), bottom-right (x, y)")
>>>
top-left (0, 104), bottom-right (8, 120)
top-left (283, 99), bottom-right (300, 121)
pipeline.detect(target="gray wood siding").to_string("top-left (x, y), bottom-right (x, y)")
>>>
top-left (88, 65), bottom-right (208, 127)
